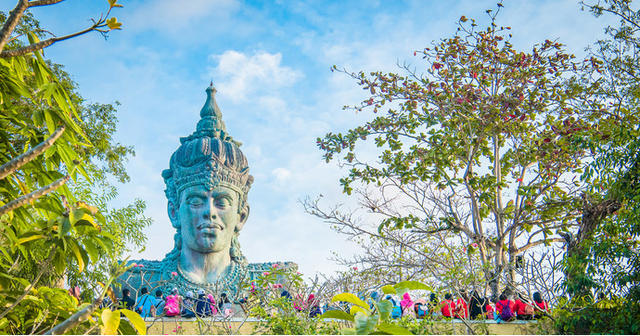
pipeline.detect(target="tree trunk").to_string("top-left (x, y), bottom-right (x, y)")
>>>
top-left (564, 194), bottom-right (621, 297)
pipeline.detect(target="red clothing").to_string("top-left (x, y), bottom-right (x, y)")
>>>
top-left (485, 303), bottom-right (494, 313)
top-left (514, 299), bottom-right (532, 316)
top-left (534, 300), bottom-right (548, 311)
top-left (454, 298), bottom-right (468, 318)
top-left (440, 299), bottom-right (456, 318)
top-left (495, 299), bottom-right (515, 315)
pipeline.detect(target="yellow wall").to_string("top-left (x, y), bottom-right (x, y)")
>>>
top-left (145, 317), bottom-right (537, 335)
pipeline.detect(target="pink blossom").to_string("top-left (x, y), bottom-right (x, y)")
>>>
top-left (263, 272), bottom-right (270, 276)
top-left (296, 272), bottom-right (301, 275)
top-left (172, 330), bottom-right (176, 333)
top-left (138, 264), bottom-right (144, 268)
top-left (471, 243), bottom-right (478, 248)
top-left (272, 284), bottom-right (283, 289)
top-left (131, 263), bottom-right (137, 267)
top-left (352, 266), bottom-right (358, 271)
top-left (224, 308), bottom-right (233, 317)
top-left (171, 271), bottom-right (178, 277)
top-left (272, 263), bottom-right (279, 268)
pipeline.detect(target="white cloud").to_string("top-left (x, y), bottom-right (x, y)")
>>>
top-left (209, 51), bottom-right (302, 101)
top-left (125, 0), bottom-right (239, 33)
top-left (272, 167), bottom-right (291, 184)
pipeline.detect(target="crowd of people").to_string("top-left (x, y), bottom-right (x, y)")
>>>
top-left (117, 285), bottom-right (549, 323)
top-left (370, 289), bottom-right (549, 322)
top-left (119, 287), bottom-right (234, 319)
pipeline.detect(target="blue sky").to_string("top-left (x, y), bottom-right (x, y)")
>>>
top-left (20, 0), bottom-right (614, 278)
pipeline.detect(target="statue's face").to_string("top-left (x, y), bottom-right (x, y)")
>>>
top-left (175, 184), bottom-right (248, 253)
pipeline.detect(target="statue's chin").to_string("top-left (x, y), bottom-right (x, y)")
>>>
top-left (185, 239), bottom-right (226, 254)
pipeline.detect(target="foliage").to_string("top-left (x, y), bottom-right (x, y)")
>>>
top-left (316, 3), bottom-right (599, 298)
top-left (244, 265), bottom-right (341, 335)
top-left (318, 281), bottom-right (434, 335)
top-left (553, 0), bottom-right (640, 333)
top-left (0, 0), bottom-right (147, 334)
top-left (1, 0), bottom-right (151, 293)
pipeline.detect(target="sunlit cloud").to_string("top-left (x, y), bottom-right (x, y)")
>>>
top-left (209, 51), bottom-right (302, 102)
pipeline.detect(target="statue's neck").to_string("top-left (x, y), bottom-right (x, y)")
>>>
top-left (179, 248), bottom-right (232, 284)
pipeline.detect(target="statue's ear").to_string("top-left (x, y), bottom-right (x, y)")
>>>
top-left (236, 205), bottom-right (250, 232)
top-left (168, 201), bottom-right (179, 228)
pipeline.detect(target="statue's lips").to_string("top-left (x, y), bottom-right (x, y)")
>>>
top-left (197, 223), bottom-right (224, 234)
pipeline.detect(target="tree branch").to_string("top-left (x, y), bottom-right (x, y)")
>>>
top-left (0, 175), bottom-right (69, 216)
top-left (27, 0), bottom-right (66, 7)
top-left (515, 238), bottom-right (564, 254)
top-left (0, 125), bottom-right (65, 180)
top-left (0, 23), bottom-right (102, 58)
top-left (0, 0), bottom-right (29, 54)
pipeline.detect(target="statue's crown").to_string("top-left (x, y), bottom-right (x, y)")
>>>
top-left (162, 84), bottom-right (253, 204)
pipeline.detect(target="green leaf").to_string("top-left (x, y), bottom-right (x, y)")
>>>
top-left (377, 300), bottom-right (392, 322)
top-left (59, 217), bottom-right (71, 237)
top-left (377, 323), bottom-right (413, 335)
top-left (394, 281), bottom-right (432, 297)
top-left (318, 310), bottom-right (355, 322)
top-left (332, 293), bottom-right (370, 312)
top-left (16, 233), bottom-right (44, 246)
top-left (82, 239), bottom-right (100, 264)
top-left (68, 239), bottom-right (86, 272)
top-left (350, 305), bottom-right (368, 316)
top-left (381, 285), bottom-right (396, 294)
top-left (120, 309), bottom-right (147, 335)
top-left (354, 312), bottom-right (378, 335)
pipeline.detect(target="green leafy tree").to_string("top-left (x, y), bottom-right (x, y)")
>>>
top-left (1, 1), bottom-right (152, 291)
top-left (554, 0), bottom-right (640, 333)
top-left (0, 0), bottom-right (147, 334)
top-left (316, 5), bottom-right (601, 299)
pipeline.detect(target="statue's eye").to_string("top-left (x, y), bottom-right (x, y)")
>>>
top-left (215, 197), bottom-right (232, 208)
top-left (188, 197), bottom-right (204, 207)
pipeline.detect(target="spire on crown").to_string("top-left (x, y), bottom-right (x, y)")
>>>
top-left (180, 83), bottom-right (241, 146)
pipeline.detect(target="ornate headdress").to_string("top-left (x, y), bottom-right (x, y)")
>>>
top-left (162, 84), bottom-right (254, 209)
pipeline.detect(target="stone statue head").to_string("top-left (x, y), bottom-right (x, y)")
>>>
top-left (161, 85), bottom-right (253, 268)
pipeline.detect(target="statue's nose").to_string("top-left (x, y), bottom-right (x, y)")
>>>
top-left (203, 198), bottom-right (218, 219)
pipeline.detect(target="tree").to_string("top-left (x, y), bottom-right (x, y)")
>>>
top-left (553, 0), bottom-right (640, 333)
top-left (1, 1), bottom-right (152, 291)
top-left (315, 4), bottom-right (601, 299)
top-left (0, 0), bottom-right (147, 334)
